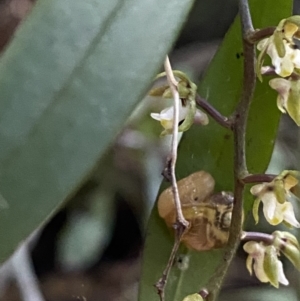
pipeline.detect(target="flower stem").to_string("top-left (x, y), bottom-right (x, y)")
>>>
top-left (242, 173), bottom-right (276, 184)
top-left (196, 95), bottom-right (233, 129)
top-left (203, 1), bottom-right (257, 299)
top-left (246, 27), bottom-right (275, 43)
top-left (260, 66), bottom-right (300, 80)
top-left (241, 231), bottom-right (274, 244)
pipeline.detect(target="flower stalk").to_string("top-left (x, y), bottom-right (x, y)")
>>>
top-left (203, 1), bottom-right (256, 299)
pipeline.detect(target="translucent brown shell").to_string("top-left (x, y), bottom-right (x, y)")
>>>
top-left (157, 171), bottom-right (233, 251)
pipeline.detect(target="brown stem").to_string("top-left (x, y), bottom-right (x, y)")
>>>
top-left (241, 231), bottom-right (274, 244)
top-left (155, 224), bottom-right (186, 300)
top-left (196, 95), bottom-right (233, 130)
top-left (161, 156), bottom-right (172, 182)
top-left (204, 1), bottom-right (256, 300)
top-left (260, 66), bottom-right (300, 80)
top-left (242, 173), bottom-right (276, 184)
top-left (246, 26), bottom-right (275, 43)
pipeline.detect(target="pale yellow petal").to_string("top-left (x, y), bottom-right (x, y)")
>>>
top-left (261, 192), bottom-right (278, 223)
top-left (253, 252), bottom-right (269, 283)
top-left (246, 255), bottom-right (254, 275)
top-left (282, 202), bottom-right (300, 228)
top-left (257, 38), bottom-right (269, 51)
top-left (250, 183), bottom-right (266, 196)
top-left (277, 260), bottom-right (289, 285)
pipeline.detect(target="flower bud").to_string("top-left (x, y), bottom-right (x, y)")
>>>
top-left (243, 241), bottom-right (289, 287)
top-left (256, 16), bottom-right (300, 80)
top-left (182, 294), bottom-right (203, 301)
top-left (149, 70), bottom-right (207, 135)
top-left (250, 171), bottom-right (300, 227)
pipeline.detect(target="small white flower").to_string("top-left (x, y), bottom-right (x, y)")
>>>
top-left (250, 172), bottom-right (300, 227)
top-left (251, 183), bottom-right (300, 227)
top-left (243, 241), bottom-right (289, 287)
top-left (244, 241), bottom-right (269, 283)
top-left (257, 38), bottom-right (300, 78)
top-left (273, 231), bottom-right (300, 271)
top-left (269, 78), bottom-right (300, 126)
top-left (150, 101), bottom-right (208, 135)
top-left (256, 17), bottom-right (300, 80)
top-left (150, 101), bottom-right (189, 131)
top-left (269, 78), bottom-right (292, 113)
top-left (149, 70), bottom-right (209, 135)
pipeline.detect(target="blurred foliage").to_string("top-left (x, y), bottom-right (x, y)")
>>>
top-left (0, 0), bottom-right (194, 263)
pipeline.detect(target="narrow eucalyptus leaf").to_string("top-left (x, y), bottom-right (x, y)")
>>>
top-left (0, 0), bottom-right (195, 262)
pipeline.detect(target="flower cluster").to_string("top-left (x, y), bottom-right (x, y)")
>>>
top-left (250, 170), bottom-right (300, 227)
top-left (243, 241), bottom-right (288, 287)
top-left (244, 231), bottom-right (300, 287)
top-left (256, 16), bottom-right (300, 126)
top-left (245, 15), bottom-right (300, 289)
top-left (246, 171), bottom-right (300, 286)
top-left (149, 71), bottom-right (208, 135)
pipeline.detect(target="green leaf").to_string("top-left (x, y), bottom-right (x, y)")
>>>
top-left (0, 0), bottom-right (194, 261)
top-left (139, 1), bottom-right (292, 300)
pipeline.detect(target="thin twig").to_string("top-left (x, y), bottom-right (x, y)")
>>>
top-left (204, 1), bottom-right (256, 300)
top-left (242, 173), bottom-right (276, 184)
top-left (241, 231), bottom-right (274, 244)
top-left (163, 56), bottom-right (188, 228)
top-left (155, 56), bottom-right (189, 301)
top-left (196, 95), bottom-right (233, 130)
top-left (155, 238), bottom-right (182, 301)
